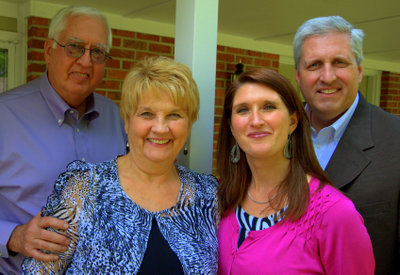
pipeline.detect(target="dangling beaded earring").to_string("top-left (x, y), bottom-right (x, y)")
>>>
top-left (230, 142), bottom-right (240, 163)
top-left (284, 133), bottom-right (293, 159)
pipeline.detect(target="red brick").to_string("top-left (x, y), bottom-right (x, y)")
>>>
top-left (123, 61), bottom-right (135, 70)
top-left (388, 83), bottom-right (400, 89)
top-left (105, 59), bottom-right (121, 69)
top-left (213, 142), bottom-right (218, 150)
top-left (108, 69), bottom-right (128, 80)
top-left (255, 59), bottom-right (271, 67)
top-left (227, 47), bottom-right (245, 54)
top-left (217, 53), bottom-right (234, 62)
top-left (214, 115), bottom-right (222, 124)
top-left (109, 49), bottom-right (135, 59)
top-left (112, 29), bottom-right (135, 38)
top-left (382, 75), bottom-right (400, 82)
top-left (136, 52), bottom-right (159, 60)
top-left (238, 57), bottom-right (252, 64)
top-left (382, 101), bottom-right (397, 108)
top-left (245, 65), bottom-right (258, 71)
top-left (28, 27), bottom-right (48, 38)
top-left (380, 95), bottom-right (392, 101)
top-left (272, 61), bottom-right (279, 68)
top-left (214, 96), bottom-right (224, 106)
top-left (216, 71), bottom-right (230, 79)
top-left (161, 36), bottom-right (174, 44)
top-left (264, 53), bottom-right (279, 60)
top-left (217, 45), bottom-right (225, 51)
top-left (213, 133), bottom-right (219, 141)
top-left (28, 39), bottom-right (45, 49)
top-left (28, 51), bottom-right (44, 61)
top-left (137, 33), bottom-right (160, 42)
top-left (106, 91), bottom-right (122, 100)
top-left (384, 88), bottom-right (400, 94)
top-left (216, 62), bottom-right (225, 70)
top-left (215, 88), bottom-right (226, 97)
top-left (112, 38), bottom-right (121, 47)
top-left (246, 50), bottom-right (262, 57)
top-left (149, 43), bottom-right (172, 54)
top-left (380, 88), bottom-right (390, 95)
top-left (227, 63), bottom-right (237, 71)
top-left (28, 17), bottom-right (49, 26)
top-left (215, 80), bottom-right (225, 88)
top-left (99, 80), bottom-right (121, 89)
top-left (27, 63), bottom-right (46, 73)
top-left (123, 39), bottom-right (147, 50)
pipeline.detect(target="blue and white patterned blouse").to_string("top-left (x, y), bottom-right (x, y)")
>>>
top-left (22, 158), bottom-right (219, 274)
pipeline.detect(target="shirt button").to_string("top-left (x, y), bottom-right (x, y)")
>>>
top-left (69, 110), bottom-right (74, 114)
top-left (81, 157), bottom-right (86, 162)
top-left (58, 119), bottom-right (62, 124)
top-left (76, 128), bottom-right (80, 133)
top-left (316, 144), bottom-right (321, 149)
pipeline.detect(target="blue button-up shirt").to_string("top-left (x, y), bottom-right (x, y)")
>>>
top-left (307, 93), bottom-right (359, 170)
top-left (0, 74), bottom-right (126, 274)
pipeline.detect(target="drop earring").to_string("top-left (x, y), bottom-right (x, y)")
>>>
top-left (230, 142), bottom-right (240, 163)
top-left (284, 133), bottom-right (292, 159)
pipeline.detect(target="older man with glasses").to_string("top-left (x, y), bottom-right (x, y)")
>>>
top-left (0, 6), bottom-right (126, 274)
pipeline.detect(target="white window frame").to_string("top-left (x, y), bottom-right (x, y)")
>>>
top-left (363, 68), bottom-right (382, 107)
top-left (0, 30), bottom-right (25, 91)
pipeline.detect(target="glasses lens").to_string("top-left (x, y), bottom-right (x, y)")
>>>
top-left (65, 43), bottom-right (84, 58)
top-left (90, 48), bottom-right (107, 64)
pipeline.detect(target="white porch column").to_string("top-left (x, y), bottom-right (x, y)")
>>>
top-left (175, 0), bottom-right (219, 174)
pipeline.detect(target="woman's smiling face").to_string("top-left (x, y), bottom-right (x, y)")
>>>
top-left (126, 90), bottom-right (190, 165)
top-left (230, 83), bottom-right (298, 161)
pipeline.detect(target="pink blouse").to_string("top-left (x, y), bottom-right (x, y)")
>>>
top-left (218, 177), bottom-right (375, 275)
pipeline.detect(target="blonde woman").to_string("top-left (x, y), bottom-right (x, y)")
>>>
top-left (23, 57), bottom-right (218, 274)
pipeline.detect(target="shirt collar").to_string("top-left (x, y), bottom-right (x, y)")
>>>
top-left (306, 93), bottom-right (359, 142)
top-left (40, 72), bottom-right (99, 126)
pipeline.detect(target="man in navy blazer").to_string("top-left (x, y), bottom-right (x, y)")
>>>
top-left (294, 16), bottom-right (400, 275)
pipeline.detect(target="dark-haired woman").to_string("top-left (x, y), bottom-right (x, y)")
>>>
top-left (217, 68), bottom-right (374, 274)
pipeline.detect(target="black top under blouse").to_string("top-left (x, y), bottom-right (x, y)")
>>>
top-left (137, 218), bottom-right (184, 274)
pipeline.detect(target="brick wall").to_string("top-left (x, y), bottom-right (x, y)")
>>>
top-left (380, 71), bottom-right (400, 116)
top-left (27, 17), bottom-right (49, 81)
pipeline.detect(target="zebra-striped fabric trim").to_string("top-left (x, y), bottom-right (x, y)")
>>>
top-left (236, 205), bottom-right (286, 249)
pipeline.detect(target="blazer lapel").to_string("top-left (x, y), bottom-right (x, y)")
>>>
top-left (325, 94), bottom-right (374, 189)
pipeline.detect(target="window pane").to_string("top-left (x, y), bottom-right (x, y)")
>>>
top-left (0, 49), bottom-right (8, 93)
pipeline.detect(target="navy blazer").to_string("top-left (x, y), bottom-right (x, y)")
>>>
top-left (325, 93), bottom-right (400, 275)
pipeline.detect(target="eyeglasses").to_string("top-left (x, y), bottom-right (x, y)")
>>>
top-left (53, 39), bottom-right (111, 64)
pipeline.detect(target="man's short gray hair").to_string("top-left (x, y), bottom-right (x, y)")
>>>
top-left (293, 16), bottom-right (364, 70)
top-left (48, 5), bottom-right (112, 50)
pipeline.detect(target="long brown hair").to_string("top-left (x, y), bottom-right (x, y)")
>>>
top-left (217, 68), bottom-right (331, 220)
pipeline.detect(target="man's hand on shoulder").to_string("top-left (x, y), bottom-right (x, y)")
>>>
top-left (7, 213), bottom-right (70, 261)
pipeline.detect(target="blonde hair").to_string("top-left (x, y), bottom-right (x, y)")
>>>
top-left (120, 56), bottom-right (200, 126)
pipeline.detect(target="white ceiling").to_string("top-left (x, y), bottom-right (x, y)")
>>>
top-left (18, 0), bottom-right (400, 65)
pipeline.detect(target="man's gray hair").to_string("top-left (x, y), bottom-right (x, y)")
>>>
top-left (293, 16), bottom-right (364, 70)
top-left (48, 5), bottom-right (112, 50)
